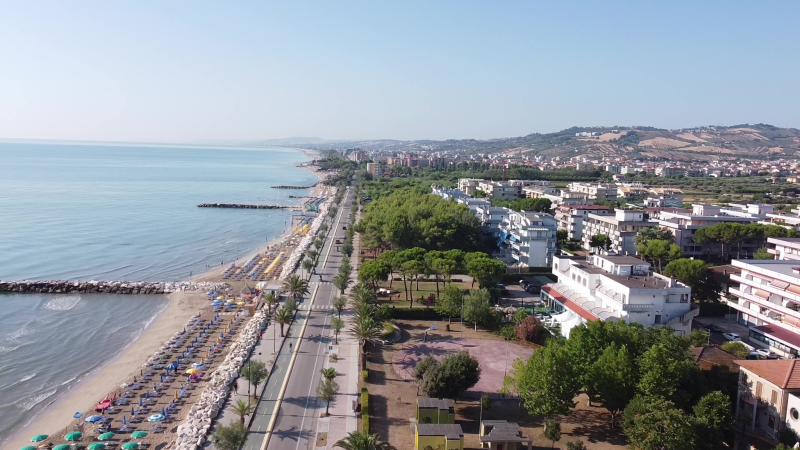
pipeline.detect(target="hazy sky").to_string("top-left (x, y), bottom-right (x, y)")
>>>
top-left (1, 1), bottom-right (798, 142)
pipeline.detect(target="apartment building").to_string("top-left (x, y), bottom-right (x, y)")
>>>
top-left (725, 259), bottom-right (800, 358)
top-left (474, 204), bottom-right (510, 236)
top-left (554, 205), bottom-right (612, 241)
top-left (567, 182), bottom-right (619, 202)
top-left (760, 208), bottom-right (800, 232)
top-left (522, 184), bottom-right (560, 199)
top-left (479, 181), bottom-right (521, 199)
top-left (767, 238), bottom-right (800, 261)
top-left (498, 210), bottom-right (557, 267)
top-left (458, 178), bottom-right (484, 196)
top-left (542, 254), bottom-right (696, 338)
top-left (656, 166), bottom-right (685, 177)
top-left (735, 359), bottom-right (800, 439)
top-left (366, 162), bottom-right (382, 177)
top-left (656, 204), bottom-right (766, 258)
top-left (581, 209), bottom-right (656, 255)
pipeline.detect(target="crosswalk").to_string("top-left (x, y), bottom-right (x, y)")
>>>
top-left (297, 304), bottom-right (332, 311)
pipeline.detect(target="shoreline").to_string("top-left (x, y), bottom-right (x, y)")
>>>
top-left (2, 148), bottom-right (324, 450)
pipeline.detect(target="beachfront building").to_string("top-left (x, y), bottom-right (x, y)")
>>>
top-left (554, 204), bottom-right (611, 242)
top-left (656, 204), bottom-right (766, 258)
top-left (735, 359), bottom-right (800, 439)
top-left (725, 259), bottom-right (800, 358)
top-left (498, 210), bottom-right (557, 268)
top-left (581, 209), bottom-right (656, 256)
top-left (542, 253), bottom-right (696, 338)
top-left (766, 238), bottom-right (800, 261)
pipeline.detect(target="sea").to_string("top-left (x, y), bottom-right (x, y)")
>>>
top-left (0, 141), bottom-right (318, 443)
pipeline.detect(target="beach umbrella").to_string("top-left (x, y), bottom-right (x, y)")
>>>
top-left (147, 413), bottom-right (164, 422)
top-left (138, 398), bottom-right (143, 407)
top-left (131, 407), bottom-right (135, 416)
top-left (174, 391), bottom-right (179, 400)
top-left (88, 443), bottom-right (106, 450)
top-left (131, 431), bottom-right (148, 438)
top-left (186, 368), bottom-right (200, 374)
top-left (20, 446), bottom-right (37, 450)
top-left (98, 432), bottom-right (115, 440)
top-left (167, 362), bottom-right (178, 370)
top-left (65, 432), bottom-right (82, 441)
top-left (122, 416), bottom-right (127, 425)
top-left (53, 445), bottom-right (71, 450)
top-left (31, 435), bottom-right (48, 442)
top-left (122, 443), bottom-right (139, 450)
top-left (86, 415), bottom-right (104, 423)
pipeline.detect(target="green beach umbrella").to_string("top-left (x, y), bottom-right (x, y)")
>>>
top-left (122, 443), bottom-right (139, 450)
top-left (31, 435), bottom-right (48, 442)
top-left (131, 431), bottom-right (148, 438)
top-left (20, 446), bottom-right (37, 450)
top-left (98, 432), bottom-right (116, 440)
top-left (53, 445), bottom-right (71, 450)
top-left (88, 443), bottom-right (106, 450)
top-left (65, 431), bottom-right (82, 441)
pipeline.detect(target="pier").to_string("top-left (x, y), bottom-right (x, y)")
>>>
top-left (197, 203), bottom-right (302, 210)
top-left (0, 280), bottom-right (227, 294)
top-left (271, 183), bottom-right (317, 189)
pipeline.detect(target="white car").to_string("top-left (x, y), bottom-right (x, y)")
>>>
top-left (756, 348), bottom-right (778, 359)
top-left (722, 332), bottom-right (741, 341)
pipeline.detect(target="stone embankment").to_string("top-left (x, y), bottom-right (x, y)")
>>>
top-left (0, 280), bottom-right (228, 295)
top-left (271, 183), bottom-right (317, 189)
top-left (197, 203), bottom-right (299, 210)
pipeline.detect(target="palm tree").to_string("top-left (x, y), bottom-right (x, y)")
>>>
top-left (351, 283), bottom-right (376, 306)
top-left (332, 296), bottom-right (347, 318)
top-left (333, 274), bottom-right (352, 295)
top-left (350, 314), bottom-right (380, 359)
top-left (283, 275), bottom-right (309, 300)
top-left (320, 367), bottom-right (338, 380)
top-left (334, 432), bottom-right (397, 450)
top-left (228, 399), bottom-right (255, 425)
top-left (331, 317), bottom-right (344, 344)
top-left (275, 307), bottom-right (293, 337)
top-left (302, 258), bottom-right (315, 280)
top-left (307, 248), bottom-right (319, 263)
top-left (264, 292), bottom-right (279, 314)
top-left (240, 360), bottom-right (268, 399)
top-left (214, 423), bottom-right (248, 450)
top-left (314, 238), bottom-right (325, 250)
top-left (317, 378), bottom-right (339, 416)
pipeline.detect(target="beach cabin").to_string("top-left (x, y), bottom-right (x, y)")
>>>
top-left (417, 397), bottom-right (455, 424)
top-left (415, 424), bottom-right (464, 450)
top-left (257, 282), bottom-right (282, 299)
top-left (479, 421), bottom-right (533, 450)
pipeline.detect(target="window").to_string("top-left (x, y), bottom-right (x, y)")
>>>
top-left (654, 314), bottom-right (662, 324)
top-left (756, 382), bottom-right (763, 398)
top-left (791, 408), bottom-right (799, 421)
top-left (771, 390), bottom-right (778, 405)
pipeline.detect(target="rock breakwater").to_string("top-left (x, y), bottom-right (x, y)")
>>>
top-left (0, 280), bottom-right (229, 295)
top-left (197, 203), bottom-right (300, 210)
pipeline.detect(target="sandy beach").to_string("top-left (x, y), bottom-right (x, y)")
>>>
top-left (2, 151), bottom-right (325, 450)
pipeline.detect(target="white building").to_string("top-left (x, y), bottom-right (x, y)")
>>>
top-left (566, 182), bottom-right (619, 202)
top-left (542, 254), bottom-right (696, 338)
top-left (581, 209), bottom-right (657, 256)
top-left (767, 238), bottom-right (800, 261)
top-left (498, 210), bottom-right (557, 267)
top-left (554, 205), bottom-right (612, 241)
top-left (457, 178), bottom-right (484, 196)
top-left (726, 259), bottom-right (800, 358)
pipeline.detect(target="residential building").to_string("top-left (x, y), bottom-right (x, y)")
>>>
top-left (458, 178), bottom-right (484, 196)
top-left (691, 346), bottom-right (740, 373)
top-left (656, 204), bottom-right (766, 258)
top-left (581, 209), bottom-right (656, 255)
top-left (554, 205), bottom-right (612, 241)
top-left (498, 210), bottom-right (558, 267)
top-left (605, 164), bottom-right (622, 174)
top-left (415, 424), bottom-right (464, 450)
top-left (479, 181), bottom-right (521, 199)
top-left (479, 421), bottom-right (533, 450)
top-left (542, 253), bottom-right (696, 338)
top-left (475, 204), bottom-right (510, 236)
top-left (522, 184), bottom-right (560, 199)
top-left (725, 259), bottom-right (800, 358)
top-left (365, 162), bottom-right (382, 177)
top-left (656, 166), bottom-right (685, 177)
top-left (735, 359), bottom-right (800, 439)
top-left (567, 182), bottom-right (619, 202)
top-left (761, 208), bottom-right (800, 232)
top-left (767, 238), bottom-right (800, 261)
top-left (417, 397), bottom-right (455, 424)
top-left (431, 186), bottom-right (470, 202)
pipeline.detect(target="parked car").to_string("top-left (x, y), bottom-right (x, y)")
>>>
top-left (722, 332), bottom-right (741, 341)
top-left (525, 285), bottom-right (540, 294)
top-left (755, 348), bottom-right (779, 359)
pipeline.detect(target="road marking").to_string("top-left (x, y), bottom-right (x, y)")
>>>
top-left (295, 306), bottom-right (332, 449)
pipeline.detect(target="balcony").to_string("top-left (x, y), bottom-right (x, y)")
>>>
top-left (726, 296), bottom-right (800, 335)
top-left (731, 276), bottom-right (800, 315)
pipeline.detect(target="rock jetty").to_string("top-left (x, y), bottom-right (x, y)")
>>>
top-left (271, 183), bottom-right (317, 189)
top-left (0, 280), bottom-right (228, 295)
top-left (197, 203), bottom-right (299, 210)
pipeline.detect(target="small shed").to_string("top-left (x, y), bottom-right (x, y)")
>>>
top-left (416, 397), bottom-right (455, 424)
top-left (479, 421), bottom-right (532, 450)
top-left (415, 424), bottom-right (464, 450)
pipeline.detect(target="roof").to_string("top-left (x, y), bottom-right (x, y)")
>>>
top-left (416, 424), bottom-right (464, 440)
top-left (560, 205), bottom-right (611, 211)
top-left (417, 397), bottom-right (454, 410)
top-left (599, 255), bottom-right (648, 265)
top-left (605, 274), bottom-right (675, 289)
top-left (479, 421), bottom-right (530, 443)
top-left (691, 346), bottom-right (740, 372)
top-left (709, 265), bottom-right (742, 277)
top-left (735, 359), bottom-right (800, 389)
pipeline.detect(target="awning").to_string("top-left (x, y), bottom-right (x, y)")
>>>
top-left (509, 235), bottom-right (517, 242)
top-left (500, 232), bottom-right (508, 239)
top-left (496, 239), bottom-right (505, 246)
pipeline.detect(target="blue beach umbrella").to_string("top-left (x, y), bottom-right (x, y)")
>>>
top-left (122, 416), bottom-right (127, 425)
top-left (86, 415), bottom-right (104, 423)
top-left (167, 362), bottom-right (177, 370)
top-left (131, 406), bottom-right (135, 416)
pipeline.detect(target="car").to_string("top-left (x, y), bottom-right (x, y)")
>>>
top-left (722, 332), bottom-right (741, 341)
top-left (519, 279), bottom-right (528, 286)
top-left (755, 349), bottom-right (779, 359)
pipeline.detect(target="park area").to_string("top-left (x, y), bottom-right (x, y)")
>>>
top-left (363, 318), bottom-right (629, 450)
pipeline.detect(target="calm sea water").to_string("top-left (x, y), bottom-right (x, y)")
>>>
top-left (0, 141), bottom-right (317, 443)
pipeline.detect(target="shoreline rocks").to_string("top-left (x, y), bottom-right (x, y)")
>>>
top-left (197, 203), bottom-right (298, 210)
top-left (0, 280), bottom-right (229, 295)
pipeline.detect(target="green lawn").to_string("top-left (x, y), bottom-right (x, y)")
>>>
top-left (374, 279), bottom-right (474, 307)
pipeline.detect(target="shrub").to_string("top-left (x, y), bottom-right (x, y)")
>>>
top-left (362, 370), bottom-right (368, 381)
top-left (497, 325), bottom-right (516, 340)
top-left (381, 321), bottom-right (395, 339)
top-left (361, 387), bottom-right (370, 433)
top-left (514, 316), bottom-right (542, 342)
top-left (387, 307), bottom-right (442, 321)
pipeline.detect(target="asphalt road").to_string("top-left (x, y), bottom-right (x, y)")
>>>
top-left (266, 184), bottom-right (355, 450)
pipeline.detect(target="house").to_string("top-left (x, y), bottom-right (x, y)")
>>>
top-left (691, 346), bottom-right (740, 373)
top-left (542, 254), bottom-right (697, 338)
top-left (479, 421), bottom-right (533, 450)
top-left (415, 424), bottom-right (464, 450)
top-left (417, 397), bottom-right (455, 424)
top-left (735, 359), bottom-right (800, 438)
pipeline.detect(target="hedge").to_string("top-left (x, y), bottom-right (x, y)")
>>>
top-left (361, 387), bottom-right (369, 433)
top-left (387, 307), bottom-right (442, 321)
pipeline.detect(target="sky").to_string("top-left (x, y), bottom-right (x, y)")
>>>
top-left (0, 1), bottom-right (798, 142)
